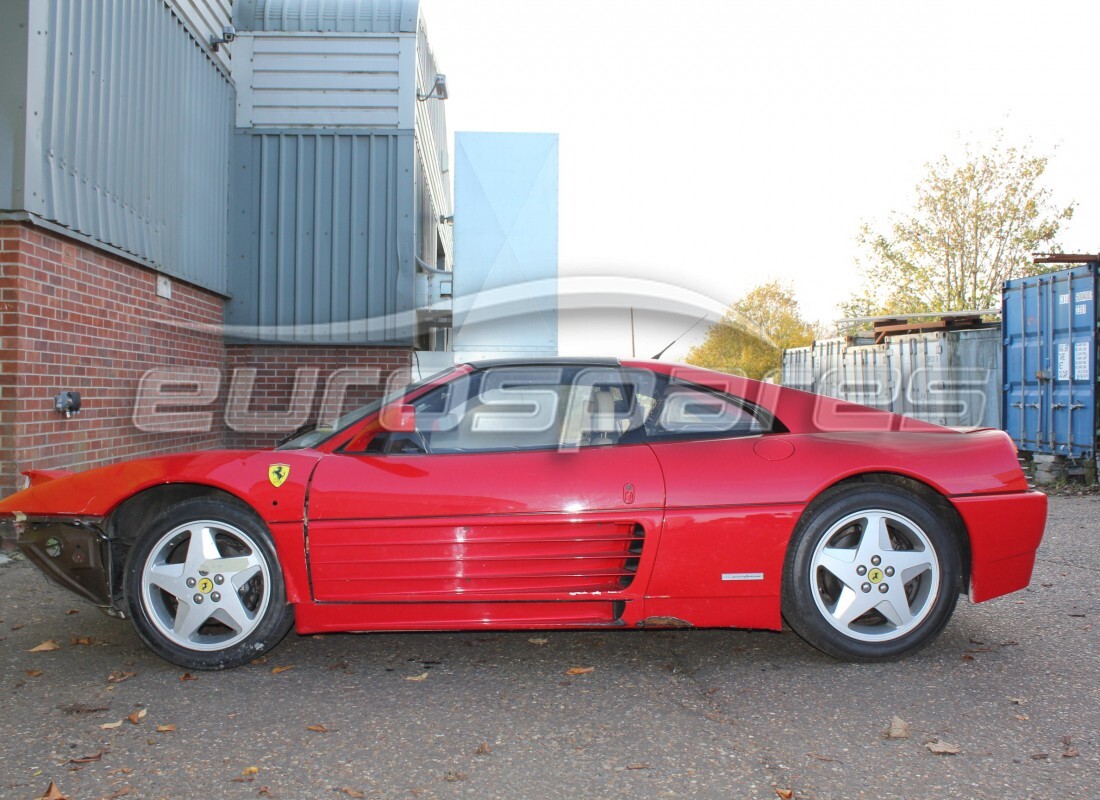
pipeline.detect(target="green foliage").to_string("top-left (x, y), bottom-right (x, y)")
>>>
top-left (843, 136), bottom-right (1075, 318)
top-left (686, 281), bottom-right (817, 380)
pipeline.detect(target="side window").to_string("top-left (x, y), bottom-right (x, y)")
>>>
top-left (376, 368), bottom-right (570, 454)
top-left (559, 368), bottom-right (659, 448)
top-left (648, 380), bottom-right (771, 440)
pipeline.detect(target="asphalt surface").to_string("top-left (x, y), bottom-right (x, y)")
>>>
top-left (0, 496), bottom-right (1096, 800)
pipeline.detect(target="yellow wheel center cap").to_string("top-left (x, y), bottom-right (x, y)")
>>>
top-left (197, 577), bottom-right (214, 594)
top-left (868, 568), bottom-right (884, 584)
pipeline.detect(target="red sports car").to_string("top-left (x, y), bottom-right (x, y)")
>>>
top-left (0, 359), bottom-right (1046, 669)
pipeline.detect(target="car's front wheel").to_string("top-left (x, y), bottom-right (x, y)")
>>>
top-left (782, 484), bottom-right (961, 661)
top-left (124, 498), bottom-right (294, 670)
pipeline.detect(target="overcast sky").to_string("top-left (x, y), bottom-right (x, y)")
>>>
top-left (420, 0), bottom-right (1100, 358)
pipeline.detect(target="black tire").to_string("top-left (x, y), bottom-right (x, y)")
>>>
top-left (124, 497), bottom-right (294, 670)
top-left (782, 484), bottom-right (961, 661)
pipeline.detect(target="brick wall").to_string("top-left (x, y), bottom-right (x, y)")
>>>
top-left (224, 344), bottom-right (413, 449)
top-left (0, 222), bottom-right (418, 497)
top-left (0, 222), bottom-right (226, 497)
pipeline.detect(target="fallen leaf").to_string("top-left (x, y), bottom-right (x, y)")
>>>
top-left (886, 716), bottom-right (910, 739)
top-left (11, 622), bottom-right (25, 630)
top-left (106, 789), bottom-right (132, 799)
top-left (258, 787), bottom-right (273, 797)
top-left (69, 749), bottom-right (107, 764)
top-left (775, 790), bottom-right (794, 800)
top-left (70, 635), bottom-right (93, 646)
top-left (270, 665), bottom-right (294, 674)
top-left (100, 720), bottom-right (124, 730)
top-left (111, 767), bottom-right (134, 775)
top-left (337, 789), bottom-right (365, 798)
top-left (66, 609), bottom-right (79, 615)
top-left (25, 669), bottom-right (43, 677)
top-left (179, 672), bottom-right (198, 682)
top-left (127, 708), bottom-right (147, 725)
top-left (242, 767), bottom-right (259, 777)
top-left (528, 637), bottom-right (549, 645)
top-left (250, 656), bottom-right (269, 665)
top-left (475, 742), bottom-right (491, 755)
top-left (927, 740), bottom-right (960, 755)
top-left (305, 724), bottom-right (328, 733)
top-left (1009, 697), bottom-right (1028, 705)
top-left (626, 763), bottom-right (651, 770)
top-left (28, 640), bottom-right (61, 652)
top-left (565, 666), bottom-right (594, 675)
top-left (1015, 714), bottom-right (1029, 721)
top-left (961, 654), bottom-right (975, 661)
top-left (1030, 752), bottom-right (1049, 760)
top-left (156, 724), bottom-right (177, 733)
top-left (405, 672), bottom-right (429, 682)
top-left (37, 782), bottom-right (67, 800)
top-left (443, 771), bottom-right (467, 782)
top-left (107, 670), bottom-right (137, 684)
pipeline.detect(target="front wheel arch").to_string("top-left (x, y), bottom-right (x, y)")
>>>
top-left (123, 496), bottom-right (294, 670)
top-left (106, 484), bottom-right (262, 608)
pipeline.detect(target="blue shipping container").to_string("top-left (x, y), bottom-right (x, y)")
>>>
top-left (1002, 264), bottom-right (1097, 458)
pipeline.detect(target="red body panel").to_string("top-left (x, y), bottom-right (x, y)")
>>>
top-left (952, 490), bottom-right (1048, 602)
top-left (0, 360), bottom-right (1048, 639)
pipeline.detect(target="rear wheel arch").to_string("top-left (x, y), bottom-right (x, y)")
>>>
top-left (782, 474), bottom-right (967, 660)
top-left (807, 472), bottom-right (971, 587)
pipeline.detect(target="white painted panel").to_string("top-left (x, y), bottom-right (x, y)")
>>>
top-left (235, 32), bottom-right (409, 127)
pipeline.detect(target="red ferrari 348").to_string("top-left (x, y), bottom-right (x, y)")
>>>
top-left (0, 359), bottom-right (1047, 669)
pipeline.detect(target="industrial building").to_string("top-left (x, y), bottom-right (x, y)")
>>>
top-left (0, 0), bottom-right (559, 495)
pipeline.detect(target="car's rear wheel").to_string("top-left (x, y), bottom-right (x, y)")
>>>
top-left (782, 484), bottom-right (961, 661)
top-left (124, 498), bottom-right (294, 670)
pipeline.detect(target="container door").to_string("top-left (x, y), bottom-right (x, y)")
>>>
top-left (1003, 264), bottom-right (1096, 457)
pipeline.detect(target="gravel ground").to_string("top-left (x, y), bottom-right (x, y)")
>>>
top-left (0, 496), bottom-right (1096, 800)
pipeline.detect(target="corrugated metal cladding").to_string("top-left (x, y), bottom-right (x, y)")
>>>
top-left (21, 0), bottom-right (232, 294)
top-left (233, 33), bottom-right (409, 128)
top-left (169, 0), bottom-right (233, 74)
top-left (0, 1), bottom-right (30, 211)
top-left (414, 15), bottom-right (452, 265)
top-left (236, 0), bottom-right (420, 33)
top-left (1003, 265), bottom-right (1097, 458)
top-left (781, 329), bottom-right (1002, 429)
top-left (226, 131), bottom-right (416, 344)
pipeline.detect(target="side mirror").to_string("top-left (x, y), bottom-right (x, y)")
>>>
top-left (379, 403), bottom-right (416, 433)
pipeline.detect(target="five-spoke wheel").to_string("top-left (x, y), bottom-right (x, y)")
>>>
top-left (125, 498), bottom-right (293, 670)
top-left (783, 485), bottom-right (961, 661)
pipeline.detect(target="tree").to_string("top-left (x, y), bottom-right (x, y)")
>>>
top-left (686, 281), bottom-right (816, 380)
top-left (842, 137), bottom-right (1075, 319)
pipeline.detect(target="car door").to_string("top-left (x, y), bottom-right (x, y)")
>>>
top-left (306, 365), bottom-right (665, 622)
top-left (637, 375), bottom-right (800, 629)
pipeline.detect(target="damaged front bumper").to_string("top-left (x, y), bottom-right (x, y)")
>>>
top-left (1, 514), bottom-right (113, 606)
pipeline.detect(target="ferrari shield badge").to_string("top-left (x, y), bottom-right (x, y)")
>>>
top-left (268, 464), bottom-right (291, 488)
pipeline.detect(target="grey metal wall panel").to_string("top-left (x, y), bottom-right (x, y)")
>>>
top-left (237, 0), bottom-right (420, 33)
top-left (235, 32), bottom-right (406, 128)
top-left (21, 0), bottom-right (231, 294)
top-left (227, 130), bottom-right (416, 344)
top-left (0, 1), bottom-right (30, 210)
